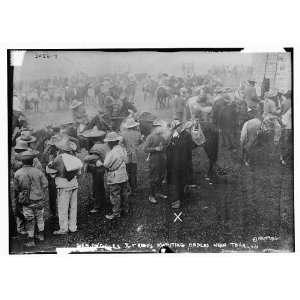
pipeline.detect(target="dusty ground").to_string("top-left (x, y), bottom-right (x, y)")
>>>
top-left (10, 86), bottom-right (294, 253)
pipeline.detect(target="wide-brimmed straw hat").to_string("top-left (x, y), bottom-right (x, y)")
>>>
top-left (70, 99), bottom-right (83, 109)
top-left (14, 140), bottom-right (29, 151)
top-left (82, 126), bottom-right (106, 138)
top-left (125, 119), bottom-right (139, 129)
top-left (15, 149), bottom-right (39, 161)
top-left (16, 131), bottom-right (36, 143)
top-left (104, 132), bottom-right (122, 142)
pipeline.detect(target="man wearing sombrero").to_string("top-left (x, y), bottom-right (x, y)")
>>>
top-left (82, 126), bottom-right (110, 213)
top-left (120, 119), bottom-right (143, 195)
top-left (143, 120), bottom-right (169, 204)
top-left (262, 90), bottom-right (282, 144)
top-left (100, 132), bottom-right (129, 220)
top-left (14, 149), bottom-right (48, 247)
top-left (48, 139), bottom-right (82, 234)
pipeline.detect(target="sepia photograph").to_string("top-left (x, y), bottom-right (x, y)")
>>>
top-left (8, 49), bottom-right (294, 254)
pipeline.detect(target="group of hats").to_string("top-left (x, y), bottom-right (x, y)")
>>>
top-left (81, 125), bottom-right (123, 142)
top-left (14, 133), bottom-right (39, 161)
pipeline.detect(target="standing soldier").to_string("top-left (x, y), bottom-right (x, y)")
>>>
top-left (48, 139), bottom-right (82, 235)
top-left (143, 120), bottom-right (170, 204)
top-left (82, 126), bottom-right (110, 213)
top-left (100, 132), bottom-right (129, 220)
top-left (121, 119), bottom-right (143, 195)
top-left (14, 149), bottom-right (48, 247)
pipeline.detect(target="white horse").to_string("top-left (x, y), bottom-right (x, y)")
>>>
top-left (240, 114), bottom-right (286, 166)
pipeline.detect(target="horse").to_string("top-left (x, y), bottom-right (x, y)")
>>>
top-left (240, 116), bottom-right (283, 166)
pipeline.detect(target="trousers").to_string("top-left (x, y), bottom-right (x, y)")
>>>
top-left (92, 168), bottom-right (106, 209)
top-left (22, 201), bottom-right (44, 238)
top-left (57, 188), bottom-right (78, 232)
top-left (126, 163), bottom-right (137, 192)
top-left (109, 182), bottom-right (129, 214)
top-left (149, 154), bottom-right (166, 197)
top-left (47, 175), bottom-right (57, 217)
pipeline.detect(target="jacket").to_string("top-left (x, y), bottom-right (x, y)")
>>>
top-left (103, 145), bottom-right (128, 184)
top-left (14, 165), bottom-right (48, 201)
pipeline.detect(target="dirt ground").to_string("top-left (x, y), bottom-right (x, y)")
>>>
top-left (10, 86), bottom-right (294, 253)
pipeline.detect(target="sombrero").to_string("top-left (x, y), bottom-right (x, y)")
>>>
top-left (125, 119), bottom-right (139, 129)
top-left (82, 126), bottom-right (106, 138)
top-left (70, 99), bottom-right (83, 109)
top-left (16, 131), bottom-right (36, 143)
top-left (14, 140), bottom-right (29, 151)
top-left (15, 149), bottom-right (39, 161)
top-left (104, 132), bottom-right (122, 142)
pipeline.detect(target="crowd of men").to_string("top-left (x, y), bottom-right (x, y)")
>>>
top-left (10, 71), bottom-right (292, 248)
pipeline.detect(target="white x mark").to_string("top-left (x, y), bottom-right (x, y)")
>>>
top-left (174, 212), bottom-right (183, 223)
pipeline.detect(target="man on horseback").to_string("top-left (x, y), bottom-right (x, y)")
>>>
top-left (262, 90), bottom-right (282, 144)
